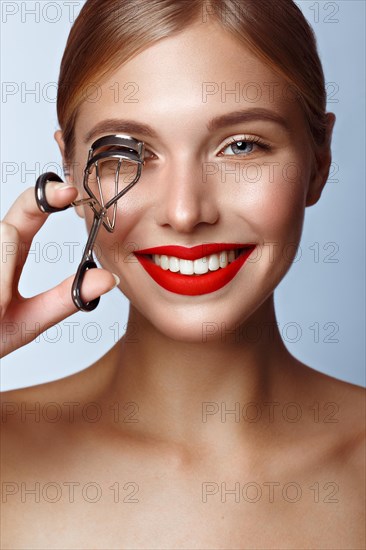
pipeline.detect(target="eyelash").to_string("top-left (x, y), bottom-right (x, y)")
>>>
top-left (104, 135), bottom-right (271, 162)
top-left (218, 135), bottom-right (271, 157)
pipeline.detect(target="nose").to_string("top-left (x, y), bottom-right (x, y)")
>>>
top-left (154, 154), bottom-right (219, 234)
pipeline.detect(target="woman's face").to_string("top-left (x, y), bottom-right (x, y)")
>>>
top-left (65, 21), bottom-right (316, 342)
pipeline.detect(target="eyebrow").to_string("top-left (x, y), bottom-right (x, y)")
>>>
top-left (83, 108), bottom-right (290, 144)
top-left (207, 108), bottom-right (291, 133)
top-left (83, 119), bottom-right (158, 143)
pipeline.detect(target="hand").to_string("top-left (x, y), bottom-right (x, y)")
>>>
top-left (0, 181), bottom-right (119, 358)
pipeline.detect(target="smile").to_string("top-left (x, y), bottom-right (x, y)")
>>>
top-left (134, 243), bottom-right (256, 296)
top-left (151, 248), bottom-right (240, 275)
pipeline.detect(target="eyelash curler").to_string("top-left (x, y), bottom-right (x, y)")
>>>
top-left (35, 134), bottom-right (145, 312)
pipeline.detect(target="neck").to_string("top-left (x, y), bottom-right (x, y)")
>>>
top-left (102, 295), bottom-right (299, 454)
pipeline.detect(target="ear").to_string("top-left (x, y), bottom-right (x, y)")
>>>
top-left (306, 113), bottom-right (336, 207)
top-left (54, 129), bottom-right (85, 219)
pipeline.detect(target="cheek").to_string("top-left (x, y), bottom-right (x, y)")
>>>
top-left (231, 155), bottom-right (309, 247)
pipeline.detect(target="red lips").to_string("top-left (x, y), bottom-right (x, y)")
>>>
top-left (135, 243), bottom-right (249, 261)
top-left (134, 244), bottom-right (256, 296)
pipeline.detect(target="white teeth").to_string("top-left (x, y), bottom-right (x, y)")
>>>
top-left (151, 249), bottom-right (242, 275)
top-left (169, 256), bottom-right (180, 272)
top-left (194, 257), bottom-right (209, 274)
top-left (179, 259), bottom-right (194, 275)
top-left (219, 251), bottom-right (227, 268)
top-left (208, 254), bottom-right (220, 271)
top-left (160, 255), bottom-right (169, 270)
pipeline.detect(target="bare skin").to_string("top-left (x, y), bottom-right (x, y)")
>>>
top-left (1, 19), bottom-right (365, 550)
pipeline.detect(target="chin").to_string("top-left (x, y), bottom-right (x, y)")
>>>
top-left (131, 294), bottom-right (268, 346)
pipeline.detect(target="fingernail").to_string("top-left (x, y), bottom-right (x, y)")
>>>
top-left (53, 181), bottom-right (75, 190)
top-left (112, 273), bottom-right (120, 288)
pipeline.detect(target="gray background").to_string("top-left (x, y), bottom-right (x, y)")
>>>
top-left (1, 1), bottom-right (365, 390)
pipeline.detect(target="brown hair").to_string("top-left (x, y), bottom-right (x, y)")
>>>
top-left (57, 0), bottom-right (328, 166)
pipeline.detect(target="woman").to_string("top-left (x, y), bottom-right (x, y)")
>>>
top-left (1, 0), bottom-right (365, 548)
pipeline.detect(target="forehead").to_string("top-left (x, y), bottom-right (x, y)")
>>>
top-left (77, 21), bottom-right (303, 140)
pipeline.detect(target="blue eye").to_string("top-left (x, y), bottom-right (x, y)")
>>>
top-left (224, 141), bottom-right (254, 155)
top-left (220, 137), bottom-right (270, 157)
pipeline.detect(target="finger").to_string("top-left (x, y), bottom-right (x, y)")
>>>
top-left (1, 269), bottom-right (119, 357)
top-left (3, 182), bottom-right (78, 249)
top-left (0, 222), bottom-right (20, 319)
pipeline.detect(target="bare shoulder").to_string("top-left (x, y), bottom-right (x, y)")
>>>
top-left (0, 345), bottom-right (117, 450)
top-left (326, 375), bottom-right (366, 469)
top-left (1, 345), bottom-right (116, 413)
top-left (291, 357), bottom-right (364, 408)
top-left (300, 363), bottom-right (365, 422)
top-left (330, 374), bottom-right (365, 469)
top-left (294, 361), bottom-right (365, 470)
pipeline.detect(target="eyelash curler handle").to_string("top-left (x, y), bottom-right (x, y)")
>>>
top-left (35, 172), bottom-right (72, 213)
top-left (71, 258), bottom-right (100, 312)
top-left (70, 213), bottom-right (104, 312)
top-left (35, 171), bottom-right (101, 312)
